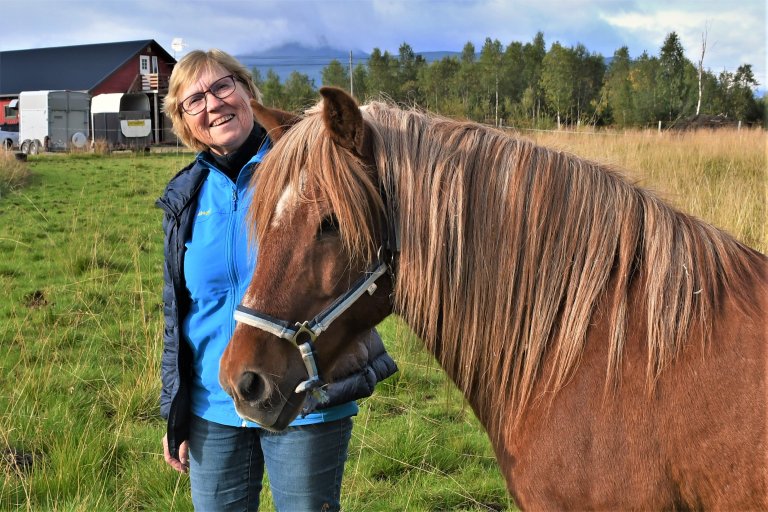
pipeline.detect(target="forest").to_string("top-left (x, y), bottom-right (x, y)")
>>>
top-left (252, 31), bottom-right (765, 130)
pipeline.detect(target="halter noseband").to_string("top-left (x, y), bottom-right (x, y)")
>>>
top-left (233, 260), bottom-right (390, 403)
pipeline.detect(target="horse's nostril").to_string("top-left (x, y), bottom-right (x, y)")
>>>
top-left (237, 371), bottom-right (266, 402)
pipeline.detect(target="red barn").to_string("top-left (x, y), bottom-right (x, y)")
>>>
top-left (0, 40), bottom-right (177, 143)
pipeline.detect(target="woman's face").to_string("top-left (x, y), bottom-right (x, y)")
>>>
top-left (180, 64), bottom-right (254, 155)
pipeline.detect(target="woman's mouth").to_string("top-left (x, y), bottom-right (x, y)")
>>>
top-left (210, 114), bottom-right (234, 128)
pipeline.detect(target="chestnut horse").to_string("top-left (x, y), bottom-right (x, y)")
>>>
top-left (219, 88), bottom-right (767, 510)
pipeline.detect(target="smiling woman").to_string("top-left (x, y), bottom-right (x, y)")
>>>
top-left (156, 49), bottom-right (397, 512)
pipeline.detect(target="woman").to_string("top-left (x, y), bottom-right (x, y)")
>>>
top-left (157, 49), bottom-right (397, 511)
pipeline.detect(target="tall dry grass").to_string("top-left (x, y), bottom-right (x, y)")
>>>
top-left (0, 152), bottom-right (31, 196)
top-left (522, 128), bottom-right (767, 253)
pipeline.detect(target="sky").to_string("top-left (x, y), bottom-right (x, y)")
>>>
top-left (3, 0), bottom-right (766, 91)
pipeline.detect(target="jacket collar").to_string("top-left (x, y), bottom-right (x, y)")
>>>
top-left (156, 136), bottom-right (270, 217)
top-left (155, 160), bottom-right (210, 217)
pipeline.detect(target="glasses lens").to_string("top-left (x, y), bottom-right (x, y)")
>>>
top-left (182, 94), bottom-right (205, 115)
top-left (210, 76), bottom-right (236, 99)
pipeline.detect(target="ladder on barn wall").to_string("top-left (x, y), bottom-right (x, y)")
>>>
top-left (142, 74), bottom-right (158, 91)
top-left (141, 74), bottom-right (169, 92)
top-left (128, 73), bottom-right (169, 93)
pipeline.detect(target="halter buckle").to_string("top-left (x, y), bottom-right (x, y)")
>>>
top-left (293, 320), bottom-right (318, 344)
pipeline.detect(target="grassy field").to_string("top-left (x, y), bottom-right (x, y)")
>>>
top-left (0, 127), bottom-right (764, 511)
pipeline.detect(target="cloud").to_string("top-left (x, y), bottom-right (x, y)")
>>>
top-left (601, 5), bottom-right (766, 85)
top-left (3, 0), bottom-right (764, 89)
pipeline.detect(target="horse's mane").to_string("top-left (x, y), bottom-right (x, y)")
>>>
top-left (251, 99), bottom-right (759, 432)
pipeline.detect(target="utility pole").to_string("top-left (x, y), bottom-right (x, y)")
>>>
top-left (495, 72), bottom-right (499, 127)
top-left (349, 51), bottom-right (354, 97)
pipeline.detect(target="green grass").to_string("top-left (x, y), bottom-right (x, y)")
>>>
top-left (0, 151), bottom-right (512, 511)
top-left (0, 152), bottom-right (188, 511)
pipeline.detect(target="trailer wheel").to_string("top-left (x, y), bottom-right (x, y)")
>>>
top-left (29, 140), bottom-right (41, 155)
top-left (20, 140), bottom-right (30, 155)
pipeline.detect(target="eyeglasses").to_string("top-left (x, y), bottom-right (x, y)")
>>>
top-left (180, 75), bottom-right (238, 115)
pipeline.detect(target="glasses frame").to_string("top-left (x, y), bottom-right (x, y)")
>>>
top-left (180, 75), bottom-right (238, 115)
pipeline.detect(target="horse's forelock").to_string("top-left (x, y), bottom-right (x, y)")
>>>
top-left (250, 103), bottom-right (382, 262)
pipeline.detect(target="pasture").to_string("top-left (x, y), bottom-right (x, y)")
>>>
top-left (0, 127), bottom-right (764, 511)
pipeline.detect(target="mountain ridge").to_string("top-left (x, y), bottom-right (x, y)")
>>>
top-left (235, 43), bottom-right (462, 85)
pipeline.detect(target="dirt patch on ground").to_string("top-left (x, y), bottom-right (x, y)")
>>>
top-left (23, 290), bottom-right (48, 308)
top-left (1, 447), bottom-right (39, 475)
top-left (670, 114), bottom-right (740, 130)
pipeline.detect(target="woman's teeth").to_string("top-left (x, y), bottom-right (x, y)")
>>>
top-left (211, 114), bottom-right (234, 127)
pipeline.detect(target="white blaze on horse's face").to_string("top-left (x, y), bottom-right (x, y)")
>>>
top-left (271, 169), bottom-right (306, 228)
top-left (272, 184), bottom-right (297, 228)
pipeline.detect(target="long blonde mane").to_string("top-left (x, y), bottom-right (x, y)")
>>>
top-left (251, 99), bottom-right (758, 433)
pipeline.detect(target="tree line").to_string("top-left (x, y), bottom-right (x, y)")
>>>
top-left (252, 31), bottom-right (765, 129)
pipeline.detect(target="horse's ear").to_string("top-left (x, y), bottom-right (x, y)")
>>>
top-left (250, 99), bottom-right (299, 143)
top-left (319, 87), bottom-right (366, 156)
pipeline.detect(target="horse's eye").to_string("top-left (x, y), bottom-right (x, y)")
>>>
top-left (317, 214), bottom-right (340, 239)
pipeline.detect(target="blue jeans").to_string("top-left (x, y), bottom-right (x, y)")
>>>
top-left (188, 415), bottom-right (353, 512)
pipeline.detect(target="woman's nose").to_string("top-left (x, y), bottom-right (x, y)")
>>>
top-left (205, 92), bottom-right (226, 111)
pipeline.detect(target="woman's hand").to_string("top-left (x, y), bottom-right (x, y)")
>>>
top-left (162, 434), bottom-right (189, 473)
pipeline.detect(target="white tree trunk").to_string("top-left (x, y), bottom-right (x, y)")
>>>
top-left (696, 26), bottom-right (709, 116)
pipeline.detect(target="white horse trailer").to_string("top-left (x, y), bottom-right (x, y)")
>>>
top-left (91, 93), bottom-right (152, 151)
top-left (19, 91), bottom-right (90, 153)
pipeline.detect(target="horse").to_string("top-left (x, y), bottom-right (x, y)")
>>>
top-left (219, 87), bottom-right (767, 510)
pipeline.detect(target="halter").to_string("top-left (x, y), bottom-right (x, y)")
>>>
top-left (234, 260), bottom-right (390, 403)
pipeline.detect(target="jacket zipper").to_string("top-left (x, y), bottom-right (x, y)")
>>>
top-left (226, 181), bottom-right (240, 343)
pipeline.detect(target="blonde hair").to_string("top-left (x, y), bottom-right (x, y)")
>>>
top-left (164, 49), bottom-right (263, 151)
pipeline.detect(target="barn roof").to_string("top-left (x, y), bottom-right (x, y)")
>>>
top-left (0, 40), bottom-right (175, 95)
